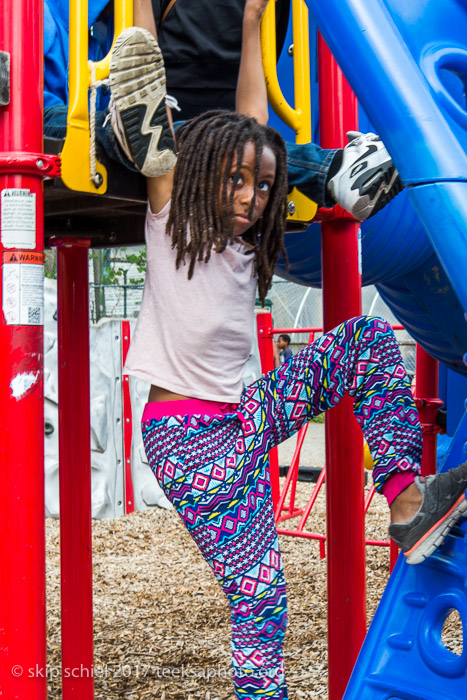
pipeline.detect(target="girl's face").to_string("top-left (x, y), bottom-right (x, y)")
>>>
top-left (224, 141), bottom-right (277, 237)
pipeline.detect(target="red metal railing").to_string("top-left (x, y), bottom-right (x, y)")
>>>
top-left (256, 319), bottom-right (394, 552)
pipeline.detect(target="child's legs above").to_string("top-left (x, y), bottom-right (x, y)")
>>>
top-left (239, 315), bottom-right (422, 497)
top-left (143, 415), bottom-right (288, 700)
top-left (43, 105), bottom-right (137, 171)
top-left (286, 140), bottom-right (339, 208)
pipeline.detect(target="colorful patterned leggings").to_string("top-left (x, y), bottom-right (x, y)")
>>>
top-left (142, 316), bottom-right (422, 699)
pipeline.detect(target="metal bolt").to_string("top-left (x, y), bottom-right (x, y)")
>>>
top-left (36, 158), bottom-right (45, 169)
top-left (92, 172), bottom-right (103, 188)
top-left (287, 44), bottom-right (294, 56)
top-left (287, 200), bottom-right (296, 215)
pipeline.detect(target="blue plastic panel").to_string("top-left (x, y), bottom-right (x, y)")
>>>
top-left (274, 0), bottom-right (467, 375)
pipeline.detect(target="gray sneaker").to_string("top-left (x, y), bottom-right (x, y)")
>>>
top-left (389, 462), bottom-right (467, 565)
top-left (109, 27), bottom-right (177, 177)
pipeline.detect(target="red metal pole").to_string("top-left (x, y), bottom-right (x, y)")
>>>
top-left (256, 312), bottom-right (281, 509)
top-left (122, 320), bottom-right (135, 514)
top-left (414, 344), bottom-right (442, 477)
top-left (318, 36), bottom-right (366, 700)
top-left (0, 1), bottom-right (47, 697)
top-left (52, 237), bottom-right (94, 699)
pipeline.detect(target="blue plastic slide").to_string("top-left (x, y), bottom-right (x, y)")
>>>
top-left (273, 0), bottom-right (467, 376)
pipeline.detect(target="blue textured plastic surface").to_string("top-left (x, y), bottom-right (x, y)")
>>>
top-left (407, 181), bottom-right (467, 316)
top-left (343, 411), bottom-right (467, 700)
top-left (305, 0), bottom-right (467, 186)
top-left (376, 252), bottom-right (467, 374)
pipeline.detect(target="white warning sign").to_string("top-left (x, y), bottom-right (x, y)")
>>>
top-left (1, 188), bottom-right (36, 249)
top-left (2, 251), bottom-right (44, 326)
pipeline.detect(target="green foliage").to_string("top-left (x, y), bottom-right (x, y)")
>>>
top-left (91, 247), bottom-right (147, 286)
top-left (44, 249), bottom-right (57, 279)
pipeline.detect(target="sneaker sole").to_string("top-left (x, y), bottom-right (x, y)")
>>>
top-left (351, 162), bottom-right (403, 221)
top-left (404, 493), bottom-right (467, 565)
top-left (109, 29), bottom-right (177, 177)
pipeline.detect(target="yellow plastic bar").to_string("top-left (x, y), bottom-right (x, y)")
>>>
top-left (291, 0), bottom-right (311, 145)
top-left (261, 0), bottom-right (317, 222)
top-left (261, 0), bottom-right (311, 144)
top-left (92, 0), bottom-right (133, 83)
top-left (61, 0), bottom-right (132, 194)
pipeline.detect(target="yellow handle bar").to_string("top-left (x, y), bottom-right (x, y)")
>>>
top-left (261, 0), bottom-right (317, 222)
top-left (91, 1), bottom-right (133, 83)
top-left (61, 0), bottom-right (133, 194)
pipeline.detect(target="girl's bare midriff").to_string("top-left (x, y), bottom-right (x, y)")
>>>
top-left (148, 385), bottom-right (192, 402)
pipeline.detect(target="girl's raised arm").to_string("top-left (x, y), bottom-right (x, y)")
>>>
top-left (236, 0), bottom-right (271, 125)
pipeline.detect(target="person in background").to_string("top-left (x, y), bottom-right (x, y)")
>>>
top-left (274, 333), bottom-right (293, 366)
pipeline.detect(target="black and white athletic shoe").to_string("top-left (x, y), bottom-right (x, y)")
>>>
top-left (389, 462), bottom-right (467, 565)
top-left (327, 131), bottom-right (403, 221)
top-left (109, 27), bottom-right (177, 178)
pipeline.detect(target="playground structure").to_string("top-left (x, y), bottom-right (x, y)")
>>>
top-left (1, 2), bottom-right (467, 700)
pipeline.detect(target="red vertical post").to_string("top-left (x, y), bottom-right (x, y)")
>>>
top-left (414, 344), bottom-right (442, 477)
top-left (122, 320), bottom-right (135, 514)
top-left (0, 1), bottom-right (47, 698)
top-left (52, 238), bottom-right (94, 699)
top-left (318, 36), bottom-right (366, 700)
top-left (256, 312), bottom-right (281, 509)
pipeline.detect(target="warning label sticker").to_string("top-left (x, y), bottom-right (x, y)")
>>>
top-left (2, 250), bottom-right (44, 326)
top-left (1, 188), bottom-right (36, 249)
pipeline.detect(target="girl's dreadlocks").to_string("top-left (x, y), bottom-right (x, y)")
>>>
top-left (166, 110), bottom-right (288, 305)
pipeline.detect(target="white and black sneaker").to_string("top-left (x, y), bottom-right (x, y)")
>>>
top-left (109, 27), bottom-right (177, 178)
top-left (327, 131), bottom-right (403, 221)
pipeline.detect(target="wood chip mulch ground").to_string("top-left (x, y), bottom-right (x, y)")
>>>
top-left (45, 477), bottom-right (461, 699)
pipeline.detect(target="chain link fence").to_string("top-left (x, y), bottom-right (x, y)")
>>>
top-left (267, 276), bottom-right (416, 378)
top-left (90, 280), bottom-right (144, 323)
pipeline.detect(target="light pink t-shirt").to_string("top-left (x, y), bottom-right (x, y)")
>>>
top-left (124, 201), bottom-right (257, 402)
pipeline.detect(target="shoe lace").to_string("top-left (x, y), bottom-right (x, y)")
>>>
top-left (165, 94), bottom-right (181, 112)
